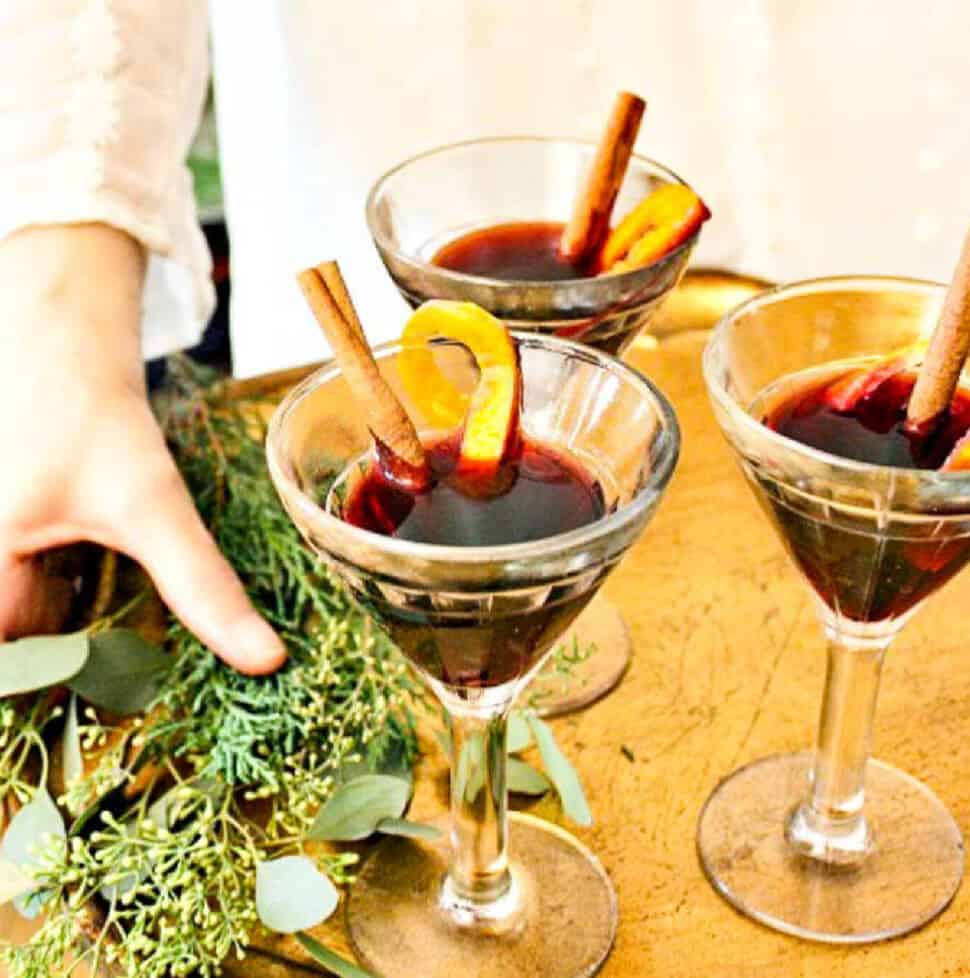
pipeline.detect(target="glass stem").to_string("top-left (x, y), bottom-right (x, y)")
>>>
top-left (786, 623), bottom-right (892, 865)
top-left (438, 691), bottom-right (518, 925)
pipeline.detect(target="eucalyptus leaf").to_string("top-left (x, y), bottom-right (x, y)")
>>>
top-left (68, 629), bottom-right (170, 715)
top-left (507, 711), bottom-right (532, 754)
top-left (70, 787), bottom-right (122, 839)
top-left (62, 693), bottom-right (83, 787)
top-left (507, 758), bottom-right (552, 796)
top-left (376, 817), bottom-right (442, 840)
top-left (2, 788), bottom-right (66, 918)
top-left (0, 859), bottom-right (33, 905)
top-left (256, 856), bottom-right (339, 934)
top-left (339, 743), bottom-right (412, 788)
top-left (526, 715), bottom-right (592, 827)
top-left (297, 933), bottom-right (377, 978)
top-left (2, 788), bottom-right (66, 869)
top-left (140, 802), bottom-right (167, 837)
top-left (148, 776), bottom-right (224, 830)
top-left (14, 888), bottom-right (49, 920)
top-left (0, 632), bottom-right (89, 698)
top-left (307, 775), bottom-right (410, 842)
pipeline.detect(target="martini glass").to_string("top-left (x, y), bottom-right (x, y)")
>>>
top-left (267, 332), bottom-right (678, 978)
top-left (366, 136), bottom-right (701, 714)
top-left (699, 276), bottom-right (969, 942)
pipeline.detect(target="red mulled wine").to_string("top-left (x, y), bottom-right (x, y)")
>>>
top-left (343, 433), bottom-right (606, 687)
top-left (766, 370), bottom-right (970, 470)
top-left (761, 367), bottom-right (970, 621)
top-left (431, 222), bottom-right (638, 354)
top-left (432, 222), bottom-right (591, 282)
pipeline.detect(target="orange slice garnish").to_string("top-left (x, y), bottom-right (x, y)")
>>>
top-left (823, 357), bottom-right (909, 412)
top-left (821, 345), bottom-right (926, 413)
top-left (942, 429), bottom-right (970, 471)
top-left (597, 184), bottom-right (710, 273)
top-left (399, 301), bottom-right (521, 473)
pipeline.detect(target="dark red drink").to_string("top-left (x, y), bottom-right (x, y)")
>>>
top-left (762, 368), bottom-right (970, 621)
top-left (343, 433), bottom-right (605, 687)
top-left (766, 370), bottom-right (970, 470)
top-left (431, 221), bottom-right (634, 354)
top-left (432, 222), bottom-right (591, 281)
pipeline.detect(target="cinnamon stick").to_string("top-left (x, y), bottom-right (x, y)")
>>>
top-left (296, 261), bottom-right (429, 480)
top-left (559, 91), bottom-right (646, 265)
top-left (906, 227), bottom-right (970, 431)
top-left (317, 260), bottom-right (366, 341)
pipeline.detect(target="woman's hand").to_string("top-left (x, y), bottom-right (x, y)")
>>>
top-left (0, 224), bottom-right (286, 675)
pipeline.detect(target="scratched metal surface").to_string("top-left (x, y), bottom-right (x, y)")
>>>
top-left (4, 271), bottom-right (969, 976)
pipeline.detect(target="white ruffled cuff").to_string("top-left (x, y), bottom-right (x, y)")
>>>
top-left (0, 0), bottom-right (214, 359)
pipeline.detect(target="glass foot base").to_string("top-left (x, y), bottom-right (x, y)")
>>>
top-left (527, 595), bottom-right (631, 717)
top-left (696, 752), bottom-right (964, 943)
top-left (347, 813), bottom-right (617, 978)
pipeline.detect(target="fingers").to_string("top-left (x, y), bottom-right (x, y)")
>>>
top-left (113, 467), bottom-right (287, 676)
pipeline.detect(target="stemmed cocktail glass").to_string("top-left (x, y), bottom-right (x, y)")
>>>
top-left (699, 276), bottom-right (968, 942)
top-left (267, 332), bottom-right (679, 978)
top-left (366, 137), bottom-right (701, 713)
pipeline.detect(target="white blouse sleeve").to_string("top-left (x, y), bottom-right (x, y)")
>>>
top-left (0, 0), bottom-right (214, 359)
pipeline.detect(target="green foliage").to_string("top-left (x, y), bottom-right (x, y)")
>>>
top-left (255, 855), bottom-right (338, 934)
top-left (526, 714), bottom-right (592, 826)
top-left (0, 360), bottom-right (418, 978)
top-left (374, 817), bottom-right (441, 839)
top-left (507, 711), bottom-right (533, 753)
top-left (16, 787), bottom-right (258, 978)
top-left (308, 774), bottom-right (410, 842)
top-left (144, 361), bottom-right (419, 840)
top-left (69, 630), bottom-right (171, 715)
top-left (62, 695), bottom-right (83, 788)
top-left (2, 786), bottom-right (66, 919)
top-left (0, 633), bottom-right (89, 698)
top-left (506, 757), bottom-right (552, 795)
top-left (0, 912), bottom-right (75, 978)
top-left (298, 933), bottom-right (378, 978)
top-left (59, 709), bottom-right (136, 818)
top-left (0, 698), bottom-right (59, 812)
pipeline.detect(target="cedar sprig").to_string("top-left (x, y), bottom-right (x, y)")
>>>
top-left (143, 357), bottom-right (420, 835)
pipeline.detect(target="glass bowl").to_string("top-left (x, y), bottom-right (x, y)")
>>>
top-left (366, 137), bottom-right (701, 355)
top-left (266, 331), bottom-right (679, 978)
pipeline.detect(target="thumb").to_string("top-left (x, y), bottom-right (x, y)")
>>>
top-left (116, 473), bottom-right (287, 676)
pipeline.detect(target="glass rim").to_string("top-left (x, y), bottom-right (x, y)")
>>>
top-left (364, 134), bottom-right (700, 291)
top-left (266, 330), bottom-right (680, 566)
top-left (700, 273), bottom-right (970, 481)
